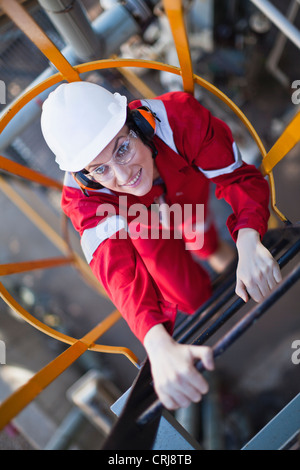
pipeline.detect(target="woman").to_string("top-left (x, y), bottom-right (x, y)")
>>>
top-left (41, 81), bottom-right (281, 410)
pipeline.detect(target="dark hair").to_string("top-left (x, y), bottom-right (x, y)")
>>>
top-left (126, 107), bottom-right (157, 158)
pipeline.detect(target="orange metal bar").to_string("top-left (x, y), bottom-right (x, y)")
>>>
top-left (0, 56), bottom-right (269, 158)
top-left (193, 75), bottom-right (267, 158)
top-left (0, 0), bottom-right (290, 224)
top-left (0, 281), bottom-right (137, 364)
top-left (192, 75), bottom-right (288, 223)
top-left (0, 56), bottom-right (265, 160)
top-left (80, 309), bottom-right (123, 348)
top-left (0, 281), bottom-right (76, 345)
top-left (0, 176), bottom-right (70, 256)
top-left (0, 75), bottom-right (61, 135)
top-left (0, 309), bottom-right (138, 430)
top-left (0, 18), bottom-right (293, 425)
top-left (0, 173), bottom-right (134, 359)
top-left (77, 58), bottom-right (182, 75)
top-left (0, 342), bottom-right (86, 432)
top-left (0, 257), bottom-right (74, 276)
top-left (267, 171), bottom-right (288, 223)
top-left (2, 56), bottom-right (286, 223)
top-left (0, 60), bottom-right (178, 137)
top-left (163, 0), bottom-right (194, 94)
top-left (260, 111), bottom-right (300, 176)
top-left (0, 0), bottom-right (80, 83)
top-left (115, 66), bottom-right (157, 99)
top-left (258, 110), bottom-right (300, 223)
top-left (0, 49), bottom-right (290, 350)
top-left (76, 59), bottom-right (268, 160)
top-left (1, 1), bottom-right (292, 430)
top-left (0, 61), bottom-right (176, 141)
top-left (0, 176), bottom-right (106, 295)
top-left (0, 155), bottom-right (62, 190)
top-left (0, 49), bottom-right (290, 248)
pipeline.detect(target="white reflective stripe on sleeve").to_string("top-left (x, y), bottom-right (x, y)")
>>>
top-left (64, 171), bottom-right (80, 189)
top-left (81, 215), bottom-right (128, 264)
top-left (141, 99), bottom-right (179, 154)
top-left (198, 142), bottom-right (243, 179)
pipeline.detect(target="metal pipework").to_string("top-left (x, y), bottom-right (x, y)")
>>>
top-left (37, 0), bottom-right (101, 61)
top-left (0, 0), bottom-right (157, 152)
top-left (250, 0), bottom-right (300, 49)
top-left (266, 0), bottom-right (300, 87)
top-left (92, 3), bottom-right (141, 58)
top-left (37, 0), bottom-right (144, 61)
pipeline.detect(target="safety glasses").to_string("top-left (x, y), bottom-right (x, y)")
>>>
top-left (83, 129), bottom-right (138, 182)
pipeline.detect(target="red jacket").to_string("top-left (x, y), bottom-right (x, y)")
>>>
top-left (61, 92), bottom-right (270, 343)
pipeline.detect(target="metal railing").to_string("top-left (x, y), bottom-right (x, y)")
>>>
top-left (0, 0), bottom-right (299, 443)
top-left (102, 226), bottom-right (300, 449)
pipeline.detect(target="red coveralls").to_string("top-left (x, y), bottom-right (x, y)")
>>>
top-left (61, 92), bottom-right (270, 343)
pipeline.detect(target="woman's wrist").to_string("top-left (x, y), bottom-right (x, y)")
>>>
top-left (236, 227), bottom-right (260, 250)
top-left (143, 323), bottom-right (174, 355)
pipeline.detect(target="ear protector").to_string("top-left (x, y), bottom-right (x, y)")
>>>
top-left (129, 106), bottom-right (157, 140)
top-left (72, 106), bottom-right (159, 196)
top-left (72, 169), bottom-right (102, 196)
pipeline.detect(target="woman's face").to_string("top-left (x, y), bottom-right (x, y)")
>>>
top-left (85, 125), bottom-right (155, 197)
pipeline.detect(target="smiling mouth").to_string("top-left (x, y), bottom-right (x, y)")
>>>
top-left (123, 168), bottom-right (142, 187)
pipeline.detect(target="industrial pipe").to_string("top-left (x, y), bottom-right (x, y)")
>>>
top-left (250, 0), bottom-right (300, 49)
top-left (0, 0), bottom-right (157, 152)
top-left (37, 0), bottom-right (101, 61)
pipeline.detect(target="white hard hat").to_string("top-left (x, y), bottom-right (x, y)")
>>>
top-left (41, 81), bottom-right (127, 172)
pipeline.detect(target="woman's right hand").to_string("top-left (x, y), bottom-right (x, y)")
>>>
top-left (143, 324), bottom-right (214, 410)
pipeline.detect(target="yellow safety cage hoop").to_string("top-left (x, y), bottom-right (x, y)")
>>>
top-left (0, 0), bottom-right (299, 431)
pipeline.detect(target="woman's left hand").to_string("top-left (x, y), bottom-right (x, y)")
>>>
top-left (235, 228), bottom-right (282, 303)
